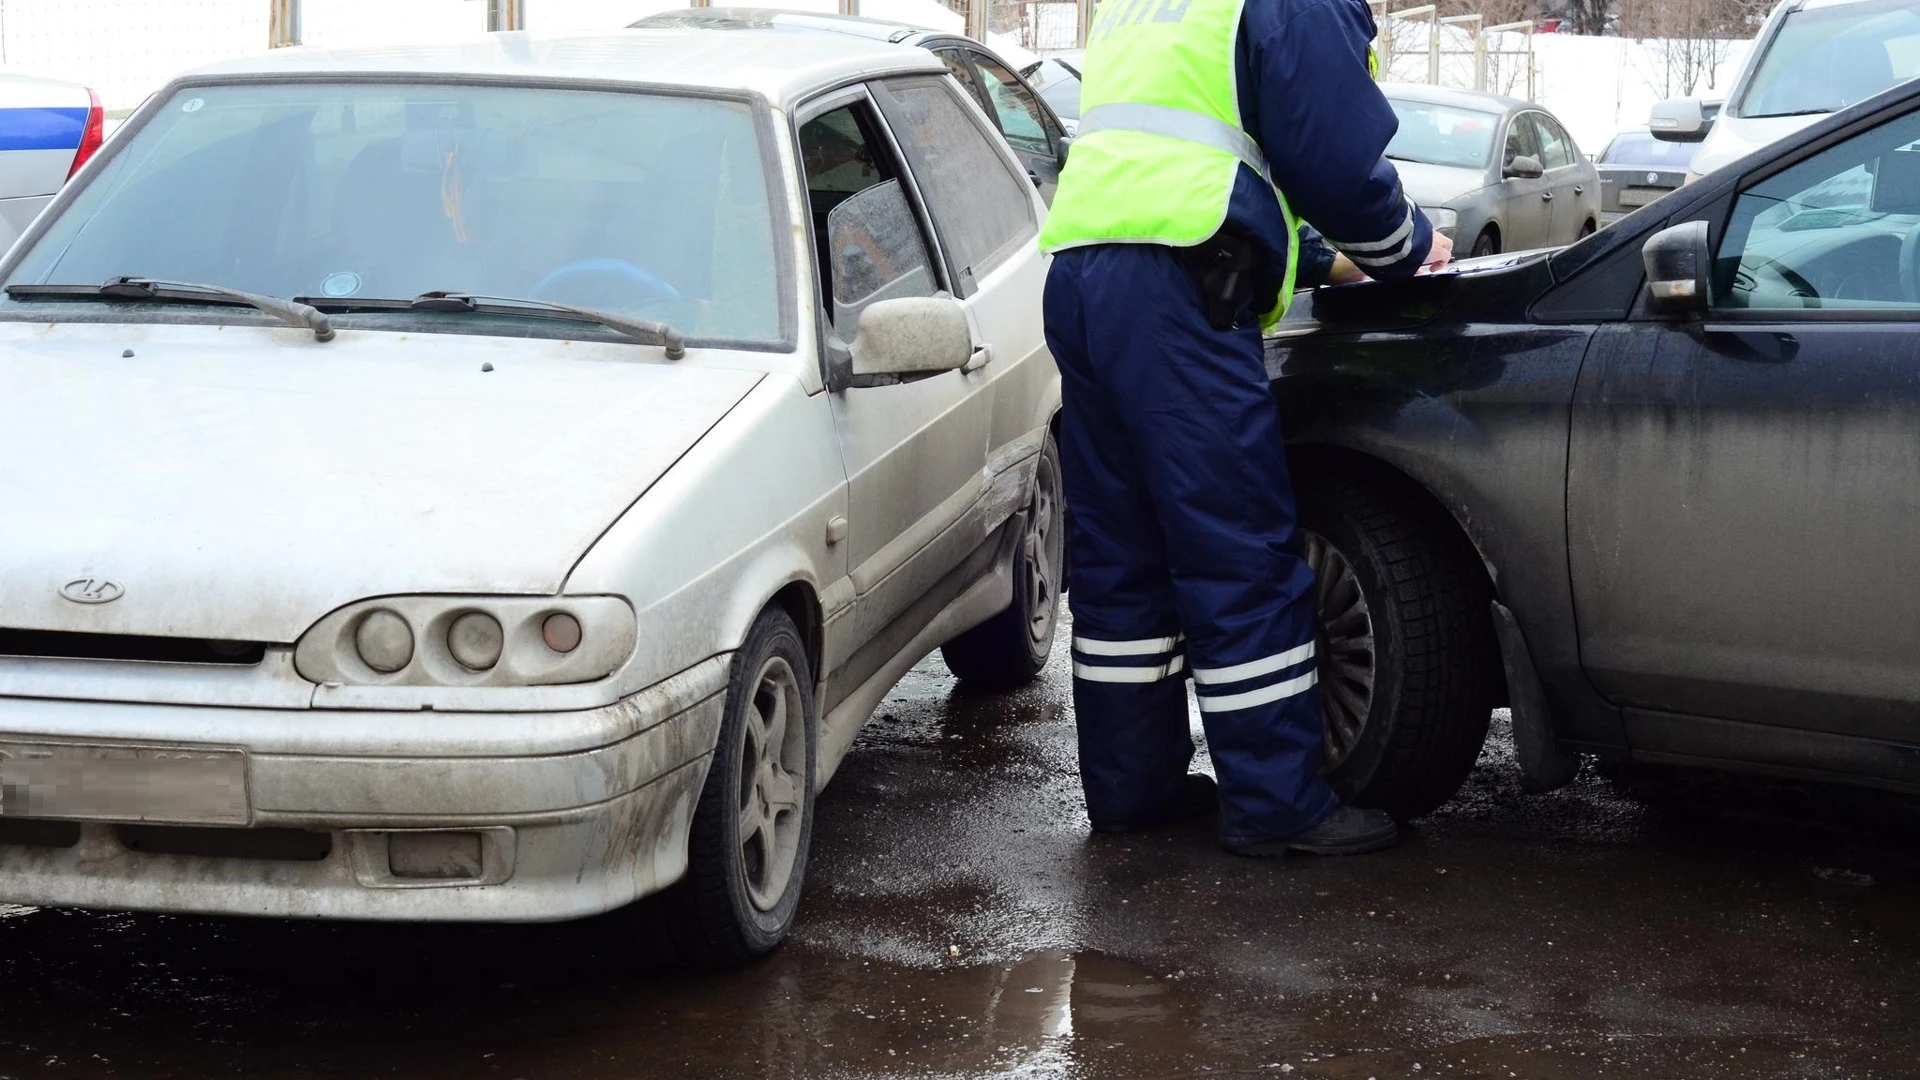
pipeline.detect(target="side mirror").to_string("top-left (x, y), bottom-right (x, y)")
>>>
top-left (1056, 134), bottom-right (1072, 167)
top-left (1650, 97), bottom-right (1714, 143)
top-left (1643, 220), bottom-right (1712, 314)
top-left (1504, 155), bottom-right (1545, 180)
top-left (848, 296), bottom-right (974, 384)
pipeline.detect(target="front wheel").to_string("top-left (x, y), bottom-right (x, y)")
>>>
top-left (1296, 468), bottom-right (1499, 819)
top-left (942, 434), bottom-right (1066, 690)
top-left (652, 607), bottom-right (816, 967)
top-left (1471, 228), bottom-right (1501, 259)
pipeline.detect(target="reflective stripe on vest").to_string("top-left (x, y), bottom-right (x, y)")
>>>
top-left (1037, 0), bottom-right (1301, 326)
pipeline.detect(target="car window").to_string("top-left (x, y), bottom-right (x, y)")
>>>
top-left (972, 53), bottom-right (1057, 156)
top-left (934, 49), bottom-right (987, 110)
top-left (1601, 132), bottom-right (1700, 169)
top-left (1533, 114), bottom-right (1578, 169)
top-left (1737, 0), bottom-right (1920, 119)
top-left (2, 83), bottom-right (785, 346)
top-left (1025, 58), bottom-right (1083, 122)
top-left (1385, 99), bottom-right (1500, 170)
top-left (873, 79), bottom-right (1037, 293)
top-left (797, 101), bottom-right (938, 343)
top-left (1715, 106), bottom-right (1920, 312)
top-left (1504, 114), bottom-right (1542, 169)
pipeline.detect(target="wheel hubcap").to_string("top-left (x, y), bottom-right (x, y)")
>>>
top-left (1304, 530), bottom-right (1376, 770)
top-left (738, 656), bottom-right (806, 912)
top-left (1022, 453), bottom-right (1065, 651)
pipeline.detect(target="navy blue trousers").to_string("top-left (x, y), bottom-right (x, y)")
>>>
top-left (1044, 244), bottom-right (1339, 847)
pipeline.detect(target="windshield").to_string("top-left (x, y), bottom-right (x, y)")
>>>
top-left (1601, 132), bottom-right (1703, 168)
top-left (1385, 99), bottom-right (1500, 170)
top-left (1737, 0), bottom-right (1920, 119)
top-left (3, 83), bottom-right (785, 345)
top-left (1024, 58), bottom-right (1083, 121)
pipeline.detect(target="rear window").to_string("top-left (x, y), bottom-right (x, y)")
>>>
top-left (1601, 133), bottom-right (1701, 168)
top-left (4, 83), bottom-right (786, 346)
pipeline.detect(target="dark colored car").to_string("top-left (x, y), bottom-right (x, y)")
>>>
top-left (1264, 76), bottom-right (1920, 817)
top-left (1596, 127), bottom-right (1704, 225)
top-left (631, 8), bottom-right (1073, 202)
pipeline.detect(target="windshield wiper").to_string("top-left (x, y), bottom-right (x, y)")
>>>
top-left (1745, 107), bottom-right (1839, 119)
top-left (6, 277), bottom-right (335, 341)
top-left (405, 291), bottom-right (687, 358)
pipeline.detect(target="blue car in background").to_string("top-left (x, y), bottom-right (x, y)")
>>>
top-left (0, 73), bottom-right (103, 253)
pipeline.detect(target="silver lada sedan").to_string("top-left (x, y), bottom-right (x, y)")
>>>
top-left (0, 28), bottom-right (1062, 965)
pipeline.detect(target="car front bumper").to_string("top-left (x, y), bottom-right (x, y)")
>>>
top-left (0, 656), bottom-right (728, 922)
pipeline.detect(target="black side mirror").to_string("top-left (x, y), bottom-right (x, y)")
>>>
top-left (1643, 220), bottom-right (1713, 314)
top-left (1504, 154), bottom-right (1545, 180)
top-left (1056, 134), bottom-right (1072, 168)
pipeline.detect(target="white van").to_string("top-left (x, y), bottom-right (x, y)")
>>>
top-left (1651, 0), bottom-right (1920, 180)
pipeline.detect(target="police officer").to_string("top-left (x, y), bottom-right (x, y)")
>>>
top-left (1039, 0), bottom-right (1451, 856)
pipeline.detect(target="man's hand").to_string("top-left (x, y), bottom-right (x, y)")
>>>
top-left (1325, 252), bottom-right (1369, 286)
top-left (1420, 232), bottom-right (1455, 274)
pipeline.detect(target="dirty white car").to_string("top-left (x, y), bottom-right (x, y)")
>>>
top-left (0, 30), bottom-right (1061, 964)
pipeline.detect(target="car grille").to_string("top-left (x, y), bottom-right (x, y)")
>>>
top-left (0, 628), bottom-right (267, 666)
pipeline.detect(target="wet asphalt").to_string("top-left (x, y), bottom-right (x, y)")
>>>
top-left (1, 634), bottom-right (1917, 1080)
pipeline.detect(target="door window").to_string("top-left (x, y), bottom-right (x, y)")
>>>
top-left (797, 101), bottom-right (939, 342)
top-left (1714, 106), bottom-right (1920, 311)
top-left (1503, 115), bottom-right (1541, 170)
top-left (1533, 114), bottom-right (1578, 170)
top-left (934, 48), bottom-right (987, 110)
top-left (874, 79), bottom-right (1037, 293)
top-left (972, 53), bottom-right (1058, 157)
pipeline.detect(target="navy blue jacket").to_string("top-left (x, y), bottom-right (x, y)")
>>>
top-left (1227, 0), bottom-right (1432, 300)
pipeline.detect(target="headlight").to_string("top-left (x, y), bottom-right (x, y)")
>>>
top-left (1423, 207), bottom-right (1459, 235)
top-left (295, 596), bottom-right (636, 687)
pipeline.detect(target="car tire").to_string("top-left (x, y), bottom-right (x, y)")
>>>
top-left (942, 434), bottom-right (1066, 691)
top-left (1471, 228), bottom-right (1500, 258)
top-left (1295, 468), bottom-right (1498, 819)
top-left (651, 607), bottom-right (816, 967)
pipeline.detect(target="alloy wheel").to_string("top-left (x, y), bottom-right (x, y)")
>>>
top-left (1304, 529), bottom-right (1376, 769)
top-left (1023, 451), bottom-right (1065, 650)
top-left (737, 655), bottom-right (807, 911)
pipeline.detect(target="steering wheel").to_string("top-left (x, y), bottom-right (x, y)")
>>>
top-left (1901, 224), bottom-right (1920, 304)
top-left (529, 258), bottom-right (680, 305)
top-left (1735, 256), bottom-right (1822, 308)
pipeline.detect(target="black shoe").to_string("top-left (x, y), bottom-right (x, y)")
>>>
top-left (1224, 805), bottom-right (1399, 858)
top-left (1089, 774), bottom-right (1219, 834)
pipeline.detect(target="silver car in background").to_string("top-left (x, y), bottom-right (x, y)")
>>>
top-left (1383, 83), bottom-right (1601, 257)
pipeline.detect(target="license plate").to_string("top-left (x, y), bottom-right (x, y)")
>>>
top-left (0, 742), bottom-right (249, 825)
top-left (1619, 187), bottom-right (1662, 207)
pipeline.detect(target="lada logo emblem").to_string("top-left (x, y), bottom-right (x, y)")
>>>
top-left (60, 577), bottom-right (124, 604)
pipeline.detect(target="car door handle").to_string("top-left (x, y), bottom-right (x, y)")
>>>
top-left (1028, 170), bottom-right (1043, 189)
top-left (964, 344), bottom-right (993, 373)
top-left (1542, 191), bottom-right (1555, 201)
top-left (1574, 185), bottom-right (1585, 195)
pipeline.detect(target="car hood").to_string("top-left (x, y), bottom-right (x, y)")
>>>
top-left (1690, 113), bottom-right (1822, 177)
top-left (1388, 159), bottom-right (1490, 206)
top-left (0, 326), bottom-right (763, 643)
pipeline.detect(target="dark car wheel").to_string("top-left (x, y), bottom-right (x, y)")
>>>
top-left (1471, 228), bottom-right (1500, 258)
top-left (651, 607), bottom-right (816, 967)
top-left (943, 434), bottom-right (1066, 690)
top-left (1296, 469), bottom-right (1499, 819)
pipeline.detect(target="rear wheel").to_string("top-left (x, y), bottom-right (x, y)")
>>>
top-left (1471, 228), bottom-right (1500, 258)
top-left (652, 607), bottom-right (815, 967)
top-left (943, 434), bottom-right (1066, 690)
top-left (1296, 468), bottom-right (1499, 819)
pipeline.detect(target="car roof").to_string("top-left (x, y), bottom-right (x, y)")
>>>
top-left (171, 28), bottom-right (945, 109)
top-left (632, 7), bottom-right (952, 45)
top-left (1379, 81), bottom-right (1532, 116)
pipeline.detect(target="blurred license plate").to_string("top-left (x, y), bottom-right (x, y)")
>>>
top-left (1619, 187), bottom-right (1662, 207)
top-left (0, 742), bottom-right (248, 824)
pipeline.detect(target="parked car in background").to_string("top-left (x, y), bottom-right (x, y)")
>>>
top-left (1652, 0), bottom-right (1920, 180)
top-left (1382, 83), bottom-right (1600, 256)
top-left (0, 72), bottom-right (104, 253)
top-left (0, 28), bottom-right (1062, 965)
top-left (1021, 50), bottom-right (1084, 135)
top-left (633, 8), bottom-right (1073, 201)
top-left (1264, 75), bottom-right (1920, 818)
top-left (1595, 127), bottom-right (1703, 224)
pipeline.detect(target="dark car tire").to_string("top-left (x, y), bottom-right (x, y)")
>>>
top-left (943, 434), bottom-right (1066, 691)
top-left (650, 607), bottom-right (816, 968)
top-left (1471, 228), bottom-right (1500, 258)
top-left (1295, 468), bottom-right (1499, 819)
